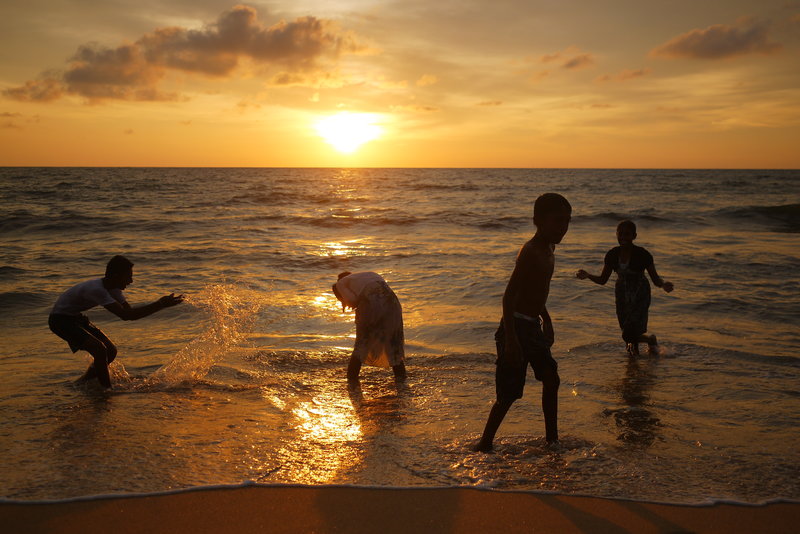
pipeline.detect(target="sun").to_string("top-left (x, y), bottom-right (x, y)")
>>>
top-left (314, 112), bottom-right (382, 154)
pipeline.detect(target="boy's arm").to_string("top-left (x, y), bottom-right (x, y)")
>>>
top-left (104, 293), bottom-right (184, 321)
top-left (540, 306), bottom-right (554, 347)
top-left (501, 245), bottom-right (538, 366)
top-left (501, 275), bottom-right (523, 367)
top-left (646, 263), bottom-right (674, 293)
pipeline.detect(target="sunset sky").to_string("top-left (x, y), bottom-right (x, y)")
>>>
top-left (1, 0), bottom-right (798, 167)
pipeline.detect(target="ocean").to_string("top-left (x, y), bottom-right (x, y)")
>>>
top-left (1, 167), bottom-right (798, 504)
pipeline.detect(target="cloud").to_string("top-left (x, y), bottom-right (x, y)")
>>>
top-left (595, 68), bottom-right (652, 83)
top-left (389, 104), bottom-right (439, 113)
top-left (3, 5), bottom-right (366, 103)
top-left (651, 17), bottom-right (782, 59)
top-left (529, 70), bottom-right (550, 83)
top-left (538, 47), bottom-right (594, 70)
top-left (3, 77), bottom-right (64, 102)
top-left (1, 111), bottom-right (38, 129)
top-left (562, 54), bottom-right (594, 70)
top-left (416, 74), bottom-right (438, 87)
top-left (476, 100), bottom-right (502, 107)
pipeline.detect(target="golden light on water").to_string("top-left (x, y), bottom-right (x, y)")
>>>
top-left (283, 391), bottom-right (364, 483)
top-left (314, 112), bottom-right (383, 154)
top-left (310, 240), bottom-right (368, 258)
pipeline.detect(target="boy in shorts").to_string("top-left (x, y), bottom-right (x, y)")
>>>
top-left (475, 193), bottom-right (571, 451)
top-left (48, 255), bottom-right (184, 389)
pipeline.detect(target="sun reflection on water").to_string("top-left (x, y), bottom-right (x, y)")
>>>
top-left (313, 240), bottom-right (368, 257)
top-left (275, 388), bottom-right (364, 484)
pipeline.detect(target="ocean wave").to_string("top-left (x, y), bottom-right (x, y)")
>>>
top-left (474, 216), bottom-right (529, 230)
top-left (244, 213), bottom-right (421, 228)
top-left (568, 340), bottom-right (799, 366)
top-left (715, 203), bottom-right (800, 232)
top-left (0, 211), bottom-right (123, 234)
top-left (575, 211), bottom-right (674, 224)
top-left (3, 480), bottom-right (797, 506)
top-left (0, 290), bottom-right (52, 309)
top-left (0, 265), bottom-right (26, 279)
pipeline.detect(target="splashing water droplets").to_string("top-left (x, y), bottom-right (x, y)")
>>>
top-left (147, 284), bottom-right (264, 387)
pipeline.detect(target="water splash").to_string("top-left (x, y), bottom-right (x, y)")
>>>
top-left (147, 283), bottom-right (265, 387)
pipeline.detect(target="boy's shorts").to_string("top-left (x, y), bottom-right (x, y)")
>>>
top-left (494, 315), bottom-right (558, 401)
top-left (48, 314), bottom-right (112, 353)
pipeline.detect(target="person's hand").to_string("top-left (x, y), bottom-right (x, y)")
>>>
top-left (159, 293), bottom-right (184, 307)
top-left (542, 318), bottom-right (555, 347)
top-left (662, 281), bottom-right (674, 293)
top-left (575, 269), bottom-right (589, 280)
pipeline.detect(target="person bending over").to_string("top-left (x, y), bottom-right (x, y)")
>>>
top-left (332, 271), bottom-right (407, 384)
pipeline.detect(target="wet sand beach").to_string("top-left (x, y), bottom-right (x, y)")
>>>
top-left (2, 485), bottom-right (798, 534)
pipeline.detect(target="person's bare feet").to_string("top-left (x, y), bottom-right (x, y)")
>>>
top-left (627, 343), bottom-right (640, 357)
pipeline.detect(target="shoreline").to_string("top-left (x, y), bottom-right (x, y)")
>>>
top-left (2, 485), bottom-right (798, 534)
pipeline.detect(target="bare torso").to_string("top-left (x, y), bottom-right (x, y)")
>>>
top-left (512, 237), bottom-right (554, 318)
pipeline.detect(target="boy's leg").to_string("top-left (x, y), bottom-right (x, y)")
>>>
top-left (476, 398), bottom-right (514, 452)
top-left (539, 366), bottom-right (560, 443)
top-left (81, 335), bottom-right (112, 388)
top-left (477, 320), bottom-right (525, 452)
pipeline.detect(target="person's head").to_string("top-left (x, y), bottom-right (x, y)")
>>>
top-left (105, 255), bottom-right (133, 289)
top-left (331, 271), bottom-right (352, 303)
top-left (533, 193), bottom-right (572, 244)
top-left (616, 220), bottom-right (637, 246)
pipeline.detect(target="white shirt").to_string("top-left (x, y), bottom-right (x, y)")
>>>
top-left (51, 278), bottom-right (127, 316)
top-left (334, 272), bottom-right (384, 308)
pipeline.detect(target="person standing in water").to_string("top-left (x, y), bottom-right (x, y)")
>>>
top-left (476, 193), bottom-right (572, 452)
top-left (48, 255), bottom-right (184, 388)
top-left (332, 271), bottom-right (407, 384)
top-left (576, 220), bottom-right (674, 356)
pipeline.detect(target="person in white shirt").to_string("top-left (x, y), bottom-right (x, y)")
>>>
top-left (332, 271), bottom-right (406, 384)
top-left (48, 255), bottom-right (184, 389)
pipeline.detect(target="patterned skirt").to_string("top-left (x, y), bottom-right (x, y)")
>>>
top-left (615, 274), bottom-right (651, 343)
top-left (353, 281), bottom-right (405, 367)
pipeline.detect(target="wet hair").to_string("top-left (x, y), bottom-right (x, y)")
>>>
top-left (533, 193), bottom-right (572, 226)
top-left (105, 255), bottom-right (133, 278)
top-left (616, 219), bottom-right (637, 234)
top-left (337, 271), bottom-right (352, 280)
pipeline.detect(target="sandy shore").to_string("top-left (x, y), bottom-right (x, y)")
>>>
top-left (2, 486), bottom-right (797, 534)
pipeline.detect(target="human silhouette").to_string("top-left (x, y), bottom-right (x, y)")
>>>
top-left (576, 220), bottom-right (673, 356)
top-left (48, 255), bottom-right (184, 388)
top-left (332, 271), bottom-right (407, 384)
top-left (476, 193), bottom-right (572, 452)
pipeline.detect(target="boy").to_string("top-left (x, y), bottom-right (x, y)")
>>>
top-left (476, 193), bottom-right (571, 452)
top-left (48, 255), bottom-right (184, 389)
